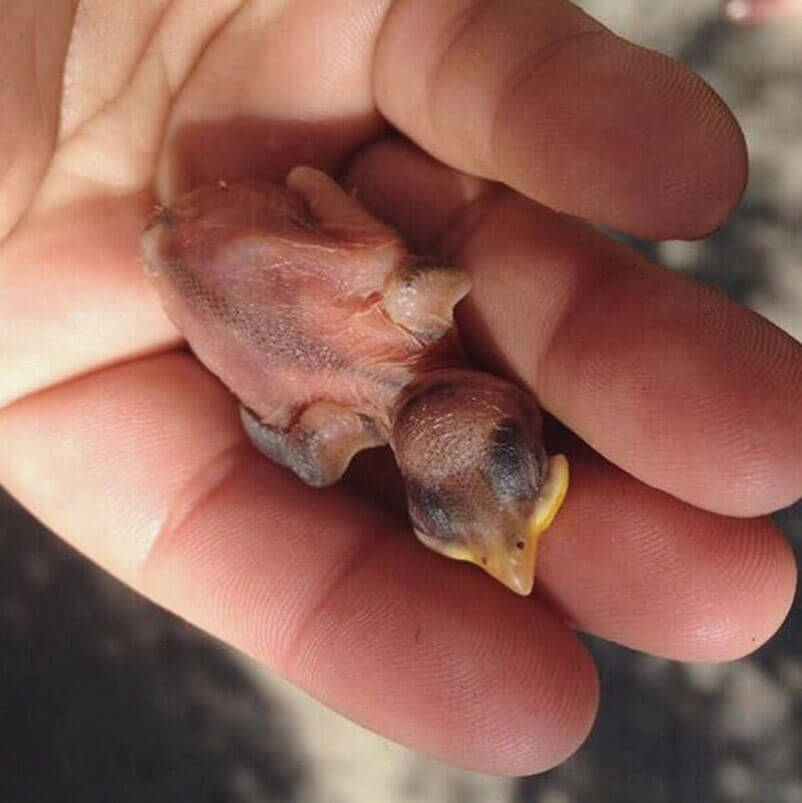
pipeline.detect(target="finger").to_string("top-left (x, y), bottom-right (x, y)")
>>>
top-left (153, 0), bottom-right (389, 200)
top-left (725, 0), bottom-right (802, 24)
top-left (0, 1), bottom-right (75, 238)
top-left (373, 0), bottom-right (747, 239)
top-left (0, 348), bottom-right (793, 674)
top-left (346, 138), bottom-right (802, 517)
top-left (0, 353), bottom-right (598, 776)
top-left (536, 431), bottom-right (796, 661)
top-left (0, 194), bottom-right (179, 408)
top-left (331, 422), bottom-right (798, 662)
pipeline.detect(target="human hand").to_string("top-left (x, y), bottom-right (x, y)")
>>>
top-left (1, 0), bottom-right (800, 776)
top-left (723, 0), bottom-right (802, 24)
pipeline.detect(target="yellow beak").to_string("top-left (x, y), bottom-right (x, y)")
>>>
top-left (415, 454), bottom-right (570, 595)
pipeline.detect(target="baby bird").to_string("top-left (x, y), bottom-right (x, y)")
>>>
top-left (141, 167), bottom-right (568, 595)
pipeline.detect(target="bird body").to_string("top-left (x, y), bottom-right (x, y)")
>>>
top-left (141, 166), bottom-right (568, 594)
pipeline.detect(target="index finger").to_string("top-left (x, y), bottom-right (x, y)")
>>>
top-left (373, 0), bottom-right (747, 239)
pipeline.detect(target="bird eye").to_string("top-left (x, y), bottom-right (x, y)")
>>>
top-left (405, 480), bottom-right (459, 542)
top-left (483, 418), bottom-right (539, 503)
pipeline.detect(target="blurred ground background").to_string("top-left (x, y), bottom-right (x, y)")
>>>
top-left (2, 1), bottom-right (801, 801)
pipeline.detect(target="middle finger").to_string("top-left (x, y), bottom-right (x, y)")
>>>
top-left (346, 138), bottom-right (802, 519)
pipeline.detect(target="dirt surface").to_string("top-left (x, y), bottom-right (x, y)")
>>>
top-left (1, 2), bottom-right (801, 801)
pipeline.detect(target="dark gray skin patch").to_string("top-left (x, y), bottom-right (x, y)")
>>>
top-left (147, 205), bottom-right (175, 230)
top-left (483, 419), bottom-right (542, 504)
top-left (405, 481), bottom-right (461, 543)
top-left (240, 406), bottom-right (327, 486)
top-left (357, 413), bottom-right (382, 439)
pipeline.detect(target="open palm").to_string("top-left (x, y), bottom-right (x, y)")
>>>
top-left (2, 0), bottom-right (801, 775)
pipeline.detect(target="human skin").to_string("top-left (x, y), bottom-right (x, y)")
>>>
top-left (723, 0), bottom-right (802, 23)
top-left (1, 0), bottom-right (801, 776)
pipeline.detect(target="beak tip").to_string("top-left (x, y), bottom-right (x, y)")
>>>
top-left (486, 553), bottom-right (537, 596)
top-left (509, 576), bottom-right (535, 596)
